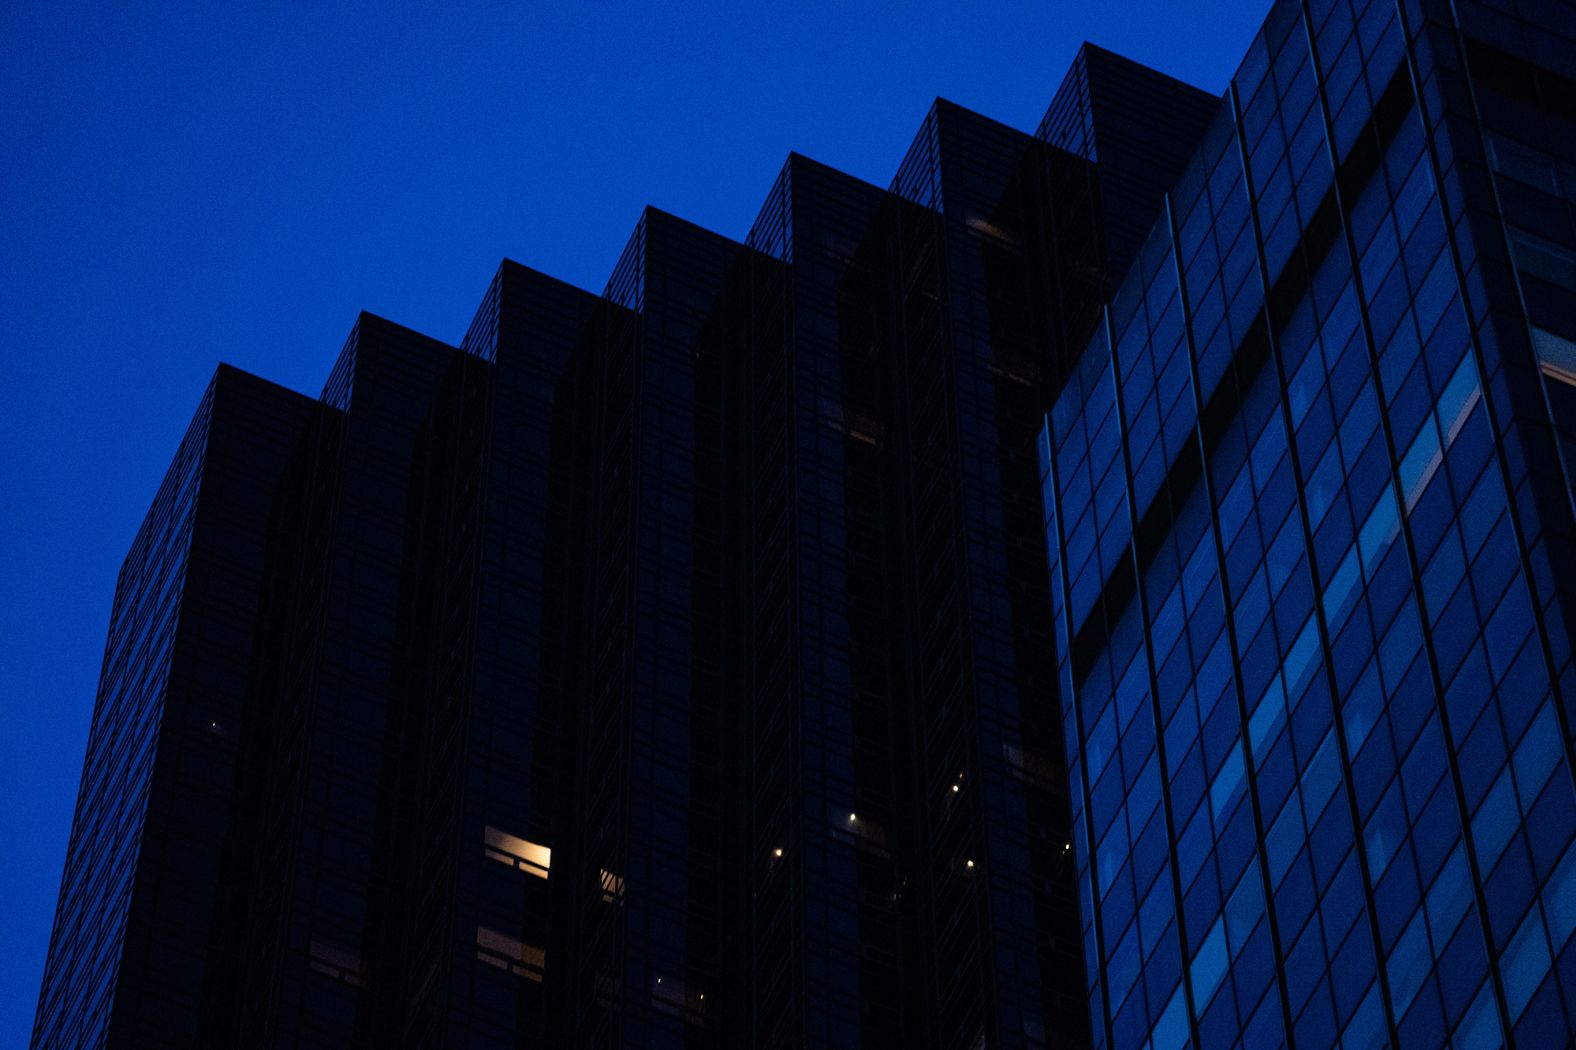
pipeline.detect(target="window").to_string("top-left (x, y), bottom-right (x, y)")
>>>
top-left (1487, 134), bottom-right (1572, 199)
top-left (599, 867), bottom-right (626, 905)
top-left (1501, 905), bottom-right (1552, 1019)
top-left (652, 973), bottom-right (706, 1024)
top-left (1190, 917), bottom-right (1229, 1010)
top-left (1003, 743), bottom-right (1057, 788)
top-left (476, 926), bottom-right (545, 982)
top-left (307, 940), bottom-right (363, 986)
top-left (1509, 229), bottom-right (1576, 291)
top-left (483, 825), bottom-right (550, 879)
top-left (1531, 326), bottom-right (1576, 387)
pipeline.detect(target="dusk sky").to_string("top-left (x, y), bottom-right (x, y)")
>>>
top-left (0, 1), bottom-right (1268, 1039)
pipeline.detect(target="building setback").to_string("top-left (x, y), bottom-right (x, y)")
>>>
top-left (34, 1), bottom-right (1576, 1049)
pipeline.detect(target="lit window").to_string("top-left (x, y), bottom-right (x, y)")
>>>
top-left (484, 825), bottom-right (550, 879)
top-left (476, 926), bottom-right (545, 982)
top-left (599, 868), bottom-right (626, 904)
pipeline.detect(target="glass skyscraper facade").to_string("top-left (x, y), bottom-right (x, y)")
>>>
top-left (1039, 0), bottom-right (1576, 1047)
top-left (35, 1), bottom-right (1576, 1048)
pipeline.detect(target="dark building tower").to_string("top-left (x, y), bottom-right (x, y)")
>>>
top-left (568, 209), bottom-right (749, 1047)
top-left (240, 317), bottom-right (461, 1046)
top-left (32, 369), bottom-right (319, 1048)
top-left (35, 1), bottom-right (1576, 1048)
top-left (375, 264), bottom-right (602, 1045)
top-left (742, 154), bottom-right (914, 1046)
top-left (1034, 47), bottom-right (1225, 399)
top-left (879, 73), bottom-right (1214, 1044)
top-left (739, 137), bottom-right (1032, 1049)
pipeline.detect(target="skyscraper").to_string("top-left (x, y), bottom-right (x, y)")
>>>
top-left (1038, 0), bottom-right (1576, 1046)
top-left (35, 0), bottom-right (1576, 1048)
top-left (32, 367), bottom-right (320, 1048)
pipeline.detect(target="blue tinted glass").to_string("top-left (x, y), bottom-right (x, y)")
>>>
top-left (1501, 905), bottom-right (1552, 1019)
top-left (1191, 917), bottom-right (1230, 1009)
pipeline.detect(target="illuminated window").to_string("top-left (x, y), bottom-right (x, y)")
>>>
top-left (476, 926), bottom-right (545, 982)
top-left (599, 868), bottom-right (626, 904)
top-left (484, 825), bottom-right (550, 879)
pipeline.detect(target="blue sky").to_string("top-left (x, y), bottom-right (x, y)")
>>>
top-left (0, 0), bottom-right (1266, 1038)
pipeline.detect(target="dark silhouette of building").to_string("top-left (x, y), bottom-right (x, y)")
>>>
top-left (35, 0), bottom-right (1576, 1047)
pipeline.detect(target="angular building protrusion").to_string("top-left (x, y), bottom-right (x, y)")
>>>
top-left (741, 152), bottom-right (915, 1046)
top-left (568, 208), bottom-right (751, 1047)
top-left (33, 367), bottom-right (323, 1048)
top-left (373, 263), bottom-right (602, 1044)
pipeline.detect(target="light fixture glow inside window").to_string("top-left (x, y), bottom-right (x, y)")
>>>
top-left (600, 868), bottom-right (626, 904)
top-left (483, 826), bottom-right (550, 879)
